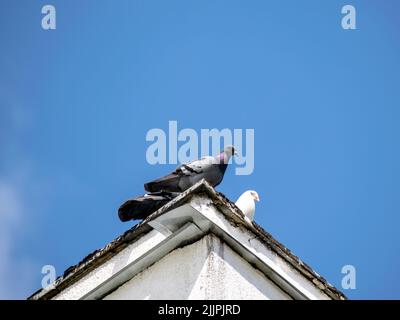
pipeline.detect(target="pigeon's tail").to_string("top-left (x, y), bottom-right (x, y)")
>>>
top-left (118, 192), bottom-right (178, 222)
top-left (144, 174), bottom-right (181, 193)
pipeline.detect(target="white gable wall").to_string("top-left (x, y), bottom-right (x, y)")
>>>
top-left (104, 234), bottom-right (291, 300)
top-left (52, 229), bottom-right (167, 300)
top-left (44, 193), bottom-right (335, 301)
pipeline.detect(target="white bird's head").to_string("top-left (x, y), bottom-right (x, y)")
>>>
top-left (248, 190), bottom-right (260, 202)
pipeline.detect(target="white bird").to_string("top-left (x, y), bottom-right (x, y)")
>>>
top-left (235, 190), bottom-right (260, 224)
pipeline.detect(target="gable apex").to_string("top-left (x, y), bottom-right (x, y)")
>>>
top-left (28, 180), bottom-right (346, 300)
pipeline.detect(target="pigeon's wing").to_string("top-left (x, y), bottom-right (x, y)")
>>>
top-left (118, 192), bottom-right (178, 222)
top-left (178, 156), bottom-right (215, 175)
top-left (144, 156), bottom-right (218, 192)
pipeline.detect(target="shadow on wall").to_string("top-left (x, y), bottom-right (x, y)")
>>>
top-left (105, 234), bottom-right (291, 300)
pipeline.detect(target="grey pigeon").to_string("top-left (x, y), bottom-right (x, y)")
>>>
top-left (144, 146), bottom-right (236, 193)
top-left (118, 192), bottom-right (179, 222)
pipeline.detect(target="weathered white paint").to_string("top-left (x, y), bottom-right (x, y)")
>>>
top-left (53, 230), bottom-right (167, 300)
top-left (104, 234), bottom-right (291, 300)
top-left (51, 195), bottom-right (332, 300)
top-left (189, 195), bottom-right (331, 300)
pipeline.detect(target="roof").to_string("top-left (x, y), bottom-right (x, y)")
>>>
top-left (28, 180), bottom-right (347, 300)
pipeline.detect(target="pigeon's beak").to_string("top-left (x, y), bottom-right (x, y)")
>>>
top-left (254, 194), bottom-right (260, 202)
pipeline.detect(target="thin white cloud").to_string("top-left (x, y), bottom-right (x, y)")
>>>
top-left (0, 84), bottom-right (37, 299)
top-left (0, 178), bottom-right (39, 299)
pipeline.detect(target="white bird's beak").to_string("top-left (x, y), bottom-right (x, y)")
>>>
top-left (254, 194), bottom-right (260, 202)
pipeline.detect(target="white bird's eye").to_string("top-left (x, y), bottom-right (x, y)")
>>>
top-left (250, 191), bottom-right (260, 201)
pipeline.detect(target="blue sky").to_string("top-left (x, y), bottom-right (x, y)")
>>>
top-left (0, 0), bottom-right (399, 299)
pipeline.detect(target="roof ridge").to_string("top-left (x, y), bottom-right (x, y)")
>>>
top-left (28, 179), bottom-right (347, 300)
